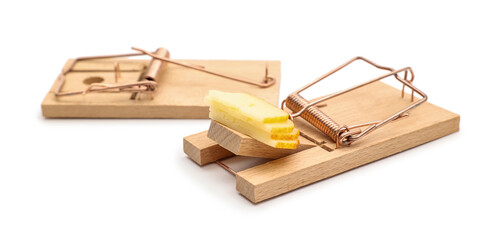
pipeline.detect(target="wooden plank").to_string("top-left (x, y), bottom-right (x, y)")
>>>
top-left (183, 131), bottom-right (234, 166)
top-left (42, 58), bottom-right (281, 118)
top-left (236, 100), bottom-right (460, 203)
top-left (207, 121), bottom-right (318, 159)
top-left (182, 82), bottom-right (460, 203)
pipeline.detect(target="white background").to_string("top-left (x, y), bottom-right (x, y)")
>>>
top-left (1, 1), bottom-right (491, 239)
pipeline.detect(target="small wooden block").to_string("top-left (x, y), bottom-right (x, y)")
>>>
top-left (207, 121), bottom-right (318, 159)
top-left (183, 131), bottom-right (234, 166)
top-left (42, 58), bottom-right (281, 118)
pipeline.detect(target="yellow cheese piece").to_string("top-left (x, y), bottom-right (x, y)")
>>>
top-left (263, 120), bottom-right (295, 134)
top-left (210, 108), bottom-right (299, 140)
top-left (209, 102), bottom-right (295, 133)
top-left (271, 129), bottom-right (300, 140)
top-left (210, 110), bottom-right (299, 149)
top-left (205, 90), bottom-right (289, 123)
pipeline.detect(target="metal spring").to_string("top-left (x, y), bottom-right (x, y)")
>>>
top-left (285, 93), bottom-right (341, 142)
top-left (283, 57), bottom-right (427, 148)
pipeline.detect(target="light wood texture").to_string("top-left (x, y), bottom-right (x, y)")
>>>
top-left (207, 121), bottom-right (317, 159)
top-left (183, 131), bottom-right (234, 166)
top-left (183, 82), bottom-right (460, 203)
top-left (236, 86), bottom-right (460, 203)
top-left (293, 81), bottom-right (432, 149)
top-left (42, 58), bottom-right (281, 118)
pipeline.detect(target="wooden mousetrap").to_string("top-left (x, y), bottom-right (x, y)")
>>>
top-left (183, 57), bottom-right (460, 203)
top-left (42, 47), bottom-right (280, 118)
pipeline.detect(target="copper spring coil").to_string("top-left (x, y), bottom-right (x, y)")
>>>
top-left (285, 93), bottom-right (342, 142)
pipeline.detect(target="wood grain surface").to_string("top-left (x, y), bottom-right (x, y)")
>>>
top-left (183, 131), bottom-right (234, 166)
top-left (42, 58), bottom-right (281, 118)
top-left (207, 120), bottom-right (317, 159)
top-left (183, 82), bottom-right (460, 203)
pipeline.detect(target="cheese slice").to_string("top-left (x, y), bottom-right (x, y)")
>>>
top-left (205, 90), bottom-right (289, 123)
top-left (210, 108), bottom-right (299, 140)
top-left (209, 110), bottom-right (299, 149)
top-left (209, 103), bottom-right (295, 133)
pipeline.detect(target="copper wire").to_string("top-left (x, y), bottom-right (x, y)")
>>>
top-left (284, 94), bottom-right (341, 142)
top-left (215, 160), bottom-right (237, 176)
top-left (81, 81), bottom-right (157, 95)
top-left (282, 57), bottom-right (428, 148)
top-left (131, 47), bottom-right (275, 88)
top-left (54, 47), bottom-right (275, 98)
top-left (55, 52), bottom-right (147, 97)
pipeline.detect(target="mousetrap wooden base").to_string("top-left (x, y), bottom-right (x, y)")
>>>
top-left (42, 58), bottom-right (280, 118)
top-left (183, 81), bottom-right (460, 203)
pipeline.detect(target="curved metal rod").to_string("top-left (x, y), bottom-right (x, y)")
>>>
top-left (283, 57), bottom-right (427, 147)
top-left (60, 81), bottom-right (157, 96)
top-left (288, 57), bottom-right (412, 118)
top-left (132, 47), bottom-right (275, 88)
top-left (293, 56), bottom-right (398, 95)
top-left (55, 52), bottom-right (147, 96)
top-left (338, 67), bottom-right (427, 146)
top-left (55, 47), bottom-right (275, 97)
top-left (215, 160), bottom-right (237, 176)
